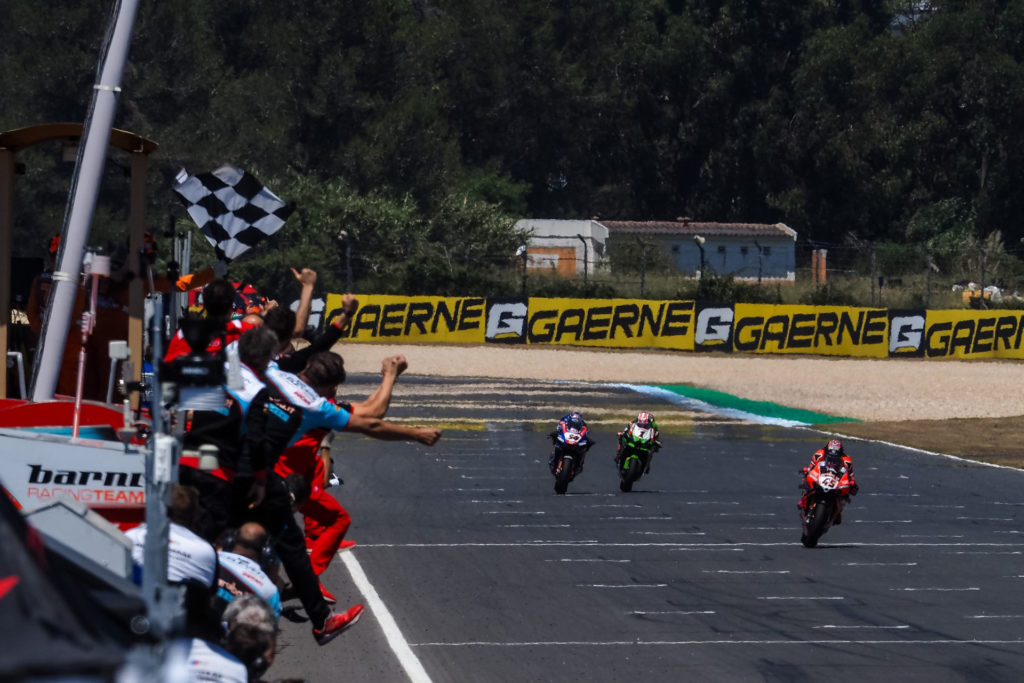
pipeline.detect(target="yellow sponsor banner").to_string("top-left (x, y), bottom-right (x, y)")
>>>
top-left (732, 304), bottom-right (888, 358)
top-left (525, 297), bottom-right (695, 350)
top-left (324, 294), bottom-right (487, 343)
top-left (922, 309), bottom-right (1024, 359)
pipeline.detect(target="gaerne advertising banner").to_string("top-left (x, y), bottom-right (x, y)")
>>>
top-left (730, 304), bottom-right (889, 358)
top-left (325, 294), bottom-right (486, 344)
top-left (519, 298), bottom-right (695, 349)
top-left (320, 293), bottom-right (1024, 360)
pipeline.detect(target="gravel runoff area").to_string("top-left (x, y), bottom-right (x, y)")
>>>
top-left (331, 343), bottom-right (1024, 423)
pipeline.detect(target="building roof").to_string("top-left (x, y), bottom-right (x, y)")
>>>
top-left (599, 219), bottom-right (796, 240)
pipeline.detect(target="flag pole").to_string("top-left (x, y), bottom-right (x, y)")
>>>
top-left (31, 0), bottom-right (142, 401)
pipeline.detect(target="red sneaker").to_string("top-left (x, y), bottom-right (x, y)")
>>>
top-left (319, 582), bottom-right (337, 604)
top-left (338, 540), bottom-right (356, 552)
top-left (313, 604), bottom-right (364, 646)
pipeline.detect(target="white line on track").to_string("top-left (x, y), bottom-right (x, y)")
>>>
top-left (468, 499), bottom-right (523, 504)
top-left (852, 520), bottom-right (913, 523)
top-left (685, 501), bottom-right (739, 505)
top-left (603, 516), bottom-right (674, 521)
top-left (956, 517), bottom-right (1015, 521)
top-left (967, 614), bottom-right (1024, 619)
top-left (409, 639), bottom-right (1024, 647)
top-left (630, 531), bottom-right (706, 536)
top-left (633, 610), bottom-right (715, 616)
top-left (482, 511), bottom-right (544, 515)
top-left (501, 524), bottom-right (570, 528)
top-left (843, 562), bottom-right (918, 566)
top-left (443, 488), bottom-right (505, 492)
top-left (946, 547), bottom-right (1024, 554)
top-left (578, 583), bottom-right (667, 588)
top-left (341, 552), bottom-right (432, 683)
top-left (547, 558), bottom-right (631, 563)
top-left (759, 596), bottom-right (844, 600)
top-left (589, 504), bottom-right (642, 508)
top-left (704, 570), bottom-right (790, 575)
top-left (358, 541), bottom-right (1024, 549)
top-left (813, 625), bottom-right (910, 630)
top-left (891, 587), bottom-right (980, 592)
top-left (866, 493), bottom-right (921, 497)
top-left (896, 534), bottom-right (963, 538)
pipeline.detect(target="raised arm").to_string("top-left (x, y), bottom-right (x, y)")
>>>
top-left (349, 355), bottom-right (407, 418)
top-left (291, 267), bottom-right (317, 339)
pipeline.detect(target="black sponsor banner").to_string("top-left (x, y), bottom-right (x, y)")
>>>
top-left (485, 299), bottom-right (528, 344)
top-left (888, 310), bottom-right (926, 358)
top-left (694, 302), bottom-right (735, 353)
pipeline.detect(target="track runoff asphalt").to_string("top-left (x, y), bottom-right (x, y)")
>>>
top-left (269, 374), bottom-right (1024, 683)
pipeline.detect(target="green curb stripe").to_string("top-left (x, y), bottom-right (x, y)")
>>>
top-left (656, 384), bottom-right (860, 425)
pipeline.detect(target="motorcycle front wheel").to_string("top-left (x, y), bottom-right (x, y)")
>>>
top-left (801, 499), bottom-right (832, 548)
top-left (619, 457), bottom-right (642, 492)
top-left (555, 455), bottom-right (574, 494)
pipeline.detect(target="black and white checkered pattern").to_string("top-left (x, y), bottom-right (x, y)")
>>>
top-left (173, 165), bottom-right (295, 262)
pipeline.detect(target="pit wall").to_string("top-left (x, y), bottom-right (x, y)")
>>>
top-left (322, 294), bottom-right (1024, 360)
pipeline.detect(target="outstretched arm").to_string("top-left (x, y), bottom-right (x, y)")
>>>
top-left (344, 413), bottom-right (441, 446)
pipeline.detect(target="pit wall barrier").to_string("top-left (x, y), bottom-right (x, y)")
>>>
top-left (321, 294), bottom-right (1024, 360)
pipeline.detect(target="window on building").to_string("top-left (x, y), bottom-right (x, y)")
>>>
top-left (740, 246), bottom-right (749, 256)
top-left (763, 246), bottom-right (771, 256)
top-left (717, 245), bottom-right (725, 253)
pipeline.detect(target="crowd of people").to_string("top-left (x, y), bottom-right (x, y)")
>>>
top-left (125, 268), bottom-right (441, 681)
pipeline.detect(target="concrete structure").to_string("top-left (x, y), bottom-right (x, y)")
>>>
top-left (516, 218), bottom-right (798, 282)
top-left (514, 219), bottom-right (609, 276)
top-left (600, 219), bottom-right (797, 282)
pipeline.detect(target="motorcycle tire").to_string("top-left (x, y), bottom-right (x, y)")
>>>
top-left (801, 499), bottom-right (831, 548)
top-left (554, 455), bottom-right (573, 494)
top-left (619, 458), bottom-right (642, 493)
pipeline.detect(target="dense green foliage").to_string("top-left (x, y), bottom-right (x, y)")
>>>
top-left (3, 1), bottom-right (1024, 298)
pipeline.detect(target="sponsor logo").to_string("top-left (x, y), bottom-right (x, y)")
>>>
top-left (923, 314), bottom-right (1024, 357)
top-left (889, 314), bottom-right (925, 355)
top-left (26, 487), bottom-right (145, 505)
top-left (732, 309), bottom-right (887, 352)
top-left (485, 301), bottom-right (528, 343)
top-left (28, 464), bottom-right (143, 488)
top-left (347, 298), bottom-right (486, 338)
top-left (696, 307), bottom-right (734, 346)
top-left (525, 301), bottom-right (693, 344)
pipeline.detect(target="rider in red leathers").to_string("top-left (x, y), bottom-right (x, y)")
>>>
top-left (799, 439), bottom-right (859, 523)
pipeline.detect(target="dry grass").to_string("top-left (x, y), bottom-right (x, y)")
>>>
top-left (819, 416), bottom-right (1024, 468)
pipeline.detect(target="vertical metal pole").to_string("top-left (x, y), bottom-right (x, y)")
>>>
top-left (576, 234), bottom-right (588, 290)
top-left (637, 238), bottom-right (647, 298)
top-left (345, 239), bottom-right (353, 292)
top-left (32, 0), bottom-right (142, 401)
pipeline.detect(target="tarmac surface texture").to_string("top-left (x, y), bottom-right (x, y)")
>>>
top-left (270, 375), bottom-right (1024, 683)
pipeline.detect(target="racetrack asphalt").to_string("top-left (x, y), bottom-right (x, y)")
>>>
top-left (269, 375), bottom-right (1024, 683)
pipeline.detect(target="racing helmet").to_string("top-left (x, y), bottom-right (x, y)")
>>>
top-left (825, 439), bottom-right (844, 457)
top-left (636, 412), bottom-right (652, 429)
top-left (564, 411), bottom-right (585, 431)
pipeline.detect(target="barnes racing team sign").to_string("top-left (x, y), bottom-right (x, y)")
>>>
top-left (323, 294), bottom-right (1024, 360)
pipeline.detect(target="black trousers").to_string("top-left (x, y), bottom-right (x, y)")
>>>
top-left (247, 472), bottom-right (331, 629)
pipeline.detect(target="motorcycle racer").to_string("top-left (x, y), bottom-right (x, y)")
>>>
top-left (615, 411), bottom-right (661, 473)
top-left (549, 411), bottom-right (593, 475)
top-left (799, 438), bottom-right (858, 521)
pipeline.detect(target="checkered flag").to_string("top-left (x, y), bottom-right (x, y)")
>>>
top-left (173, 165), bottom-right (295, 262)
